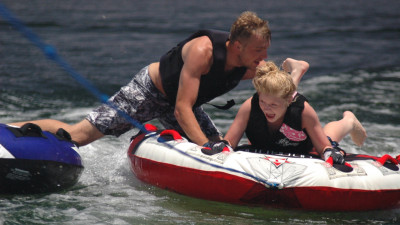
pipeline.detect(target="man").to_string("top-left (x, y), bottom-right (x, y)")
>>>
top-left (11, 11), bottom-right (303, 151)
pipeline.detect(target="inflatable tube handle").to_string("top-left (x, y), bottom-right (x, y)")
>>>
top-left (160, 130), bottom-right (183, 140)
top-left (377, 154), bottom-right (399, 166)
top-left (7, 123), bottom-right (46, 138)
top-left (326, 157), bottom-right (353, 168)
top-left (144, 124), bottom-right (158, 132)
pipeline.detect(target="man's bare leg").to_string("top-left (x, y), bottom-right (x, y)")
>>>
top-left (282, 58), bottom-right (309, 87)
top-left (9, 119), bottom-right (103, 146)
top-left (10, 119), bottom-right (71, 134)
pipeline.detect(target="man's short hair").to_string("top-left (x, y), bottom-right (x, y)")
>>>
top-left (230, 11), bottom-right (271, 43)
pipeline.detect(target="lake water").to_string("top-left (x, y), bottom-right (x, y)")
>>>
top-left (1, 0), bottom-right (400, 224)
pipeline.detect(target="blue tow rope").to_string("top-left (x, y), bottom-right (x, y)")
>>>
top-left (0, 2), bottom-right (279, 188)
top-left (0, 2), bottom-right (147, 134)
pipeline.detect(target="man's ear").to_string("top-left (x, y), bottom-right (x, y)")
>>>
top-left (233, 40), bottom-right (243, 52)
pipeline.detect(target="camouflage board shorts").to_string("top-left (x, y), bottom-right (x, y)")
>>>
top-left (86, 66), bottom-right (222, 138)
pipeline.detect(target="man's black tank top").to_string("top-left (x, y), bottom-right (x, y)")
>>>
top-left (159, 29), bottom-right (247, 107)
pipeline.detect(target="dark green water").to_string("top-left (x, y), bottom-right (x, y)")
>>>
top-left (1, 0), bottom-right (399, 224)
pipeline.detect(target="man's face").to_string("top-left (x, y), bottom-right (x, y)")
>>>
top-left (238, 35), bottom-right (270, 69)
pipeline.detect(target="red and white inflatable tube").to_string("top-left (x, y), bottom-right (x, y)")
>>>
top-left (127, 126), bottom-right (400, 211)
